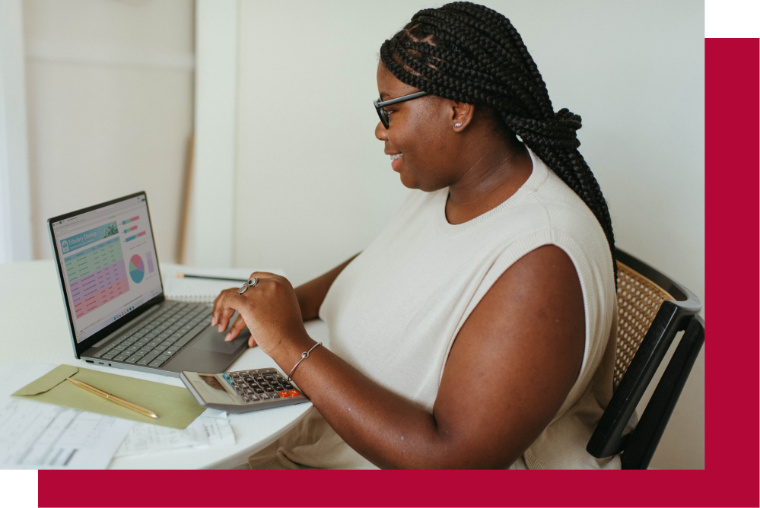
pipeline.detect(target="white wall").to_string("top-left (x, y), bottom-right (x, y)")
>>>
top-left (24, 0), bottom-right (195, 264)
top-left (0, 0), bottom-right (33, 263)
top-left (232, 0), bottom-right (704, 469)
top-left (190, 0), bottom-right (238, 268)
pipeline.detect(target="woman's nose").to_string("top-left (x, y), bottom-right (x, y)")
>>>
top-left (375, 121), bottom-right (388, 141)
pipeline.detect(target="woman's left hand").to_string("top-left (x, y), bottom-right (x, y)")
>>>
top-left (210, 272), bottom-right (308, 356)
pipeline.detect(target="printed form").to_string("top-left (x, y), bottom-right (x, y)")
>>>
top-left (116, 409), bottom-right (234, 457)
top-left (0, 398), bottom-right (133, 469)
top-left (0, 363), bottom-right (134, 469)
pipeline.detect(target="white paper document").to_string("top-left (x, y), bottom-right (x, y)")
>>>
top-left (0, 398), bottom-right (133, 469)
top-left (115, 409), bottom-right (235, 457)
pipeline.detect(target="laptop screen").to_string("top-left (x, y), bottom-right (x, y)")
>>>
top-left (50, 193), bottom-right (163, 344)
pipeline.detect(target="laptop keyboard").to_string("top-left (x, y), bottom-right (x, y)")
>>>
top-left (93, 301), bottom-right (214, 368)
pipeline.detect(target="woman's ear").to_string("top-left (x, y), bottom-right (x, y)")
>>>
top-left (452, 101), bottom-right (474, 131)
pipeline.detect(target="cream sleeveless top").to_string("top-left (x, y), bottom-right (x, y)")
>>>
top-left (277, 148), bottom-right (620, 469)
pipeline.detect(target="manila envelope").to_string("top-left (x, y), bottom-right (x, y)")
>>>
top-left (12, 365), bottom-right (205, 429)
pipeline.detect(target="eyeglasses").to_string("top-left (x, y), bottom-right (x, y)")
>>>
top-left (373, 91), bottom-right (429, 128)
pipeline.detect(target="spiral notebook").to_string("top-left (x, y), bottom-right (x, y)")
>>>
top-left (161, 265), bottom-right (285, 304)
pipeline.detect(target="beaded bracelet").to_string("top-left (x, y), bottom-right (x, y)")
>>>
top-left (288, 342), bottom-right (321, 382)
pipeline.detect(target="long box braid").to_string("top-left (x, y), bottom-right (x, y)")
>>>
top-left (380, 1), bottom-right (617, 280)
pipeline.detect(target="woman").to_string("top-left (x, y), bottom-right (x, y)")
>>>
top-left (212, 1), bottom-right (618, 469)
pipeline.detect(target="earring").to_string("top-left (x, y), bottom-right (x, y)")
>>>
top-left (454, 123), bottom-right (462, 128)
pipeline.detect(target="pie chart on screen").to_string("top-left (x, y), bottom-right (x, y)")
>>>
top-left (129, 254), bottom-right (145, 283)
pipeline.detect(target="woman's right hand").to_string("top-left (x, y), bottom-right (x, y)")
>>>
top-left (211, 273), bottom-right (310, 354)
top-left (211, 289), bottom-right (257, 348)
top-left (209, 254), bottom-right (358, 346)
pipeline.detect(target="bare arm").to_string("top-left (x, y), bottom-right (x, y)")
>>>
top-left (213, 245), bottom-right (585, 468)
top-left (293, 254), bottom-right (359, 321)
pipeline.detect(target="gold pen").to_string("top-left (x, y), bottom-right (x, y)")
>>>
top-left (66, 377), bottom-right (158, 419)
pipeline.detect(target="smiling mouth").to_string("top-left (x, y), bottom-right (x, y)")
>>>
top-left (390, 154), bottom-right (403, 161)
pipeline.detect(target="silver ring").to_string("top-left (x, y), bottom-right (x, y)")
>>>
top-left (237, 277), bottom-right (259, 295)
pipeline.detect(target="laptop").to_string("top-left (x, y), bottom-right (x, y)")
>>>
top-left (47, 191), bottom-right (249, 377)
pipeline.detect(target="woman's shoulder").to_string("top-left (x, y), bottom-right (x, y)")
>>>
top-left (482, 150), bottom-right (616, 312)
top-left (515, 150), bottom-right (610, 250)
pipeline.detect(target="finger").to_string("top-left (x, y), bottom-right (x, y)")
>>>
top-left (225, 314), bottom-right (248, 342)
top-left (248, 334), bottom-right (258, 349)
top-left (248, 271), bottom-right (283, 283)
top-left (249, 271), bottom-right (274, 278)
top-left (211, 288), bottom-right (236, 327)
top-left (217, 307), bottom-right (236, 333)
top-left (215, 291), bottom-right (238, 333)
top-left (211, 290), bottom-right (227, 326)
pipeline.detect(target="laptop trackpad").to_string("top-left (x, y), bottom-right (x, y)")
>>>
top-left (191, 327), bottom-right (250, 354)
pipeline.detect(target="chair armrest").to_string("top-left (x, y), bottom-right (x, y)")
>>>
top-left (587, 302), bottom-right (696, 458)
top-left (620, 315), bottom-right (704, 469)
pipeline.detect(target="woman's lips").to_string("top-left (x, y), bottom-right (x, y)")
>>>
top-left (390, 153), bottom-right (403, 171)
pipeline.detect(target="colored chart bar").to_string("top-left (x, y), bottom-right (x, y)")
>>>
top-left (123, 226), bottom-right (137, 234)
top-left (145, 251), bottom-right (155, 273)
top-left (125, 231), bottom-right (145, 242)
top-left (125, 235), bottom-right (136, 242)
top-left (121, 216), bottom-right (139, 225)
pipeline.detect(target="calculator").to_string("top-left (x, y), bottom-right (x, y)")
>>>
top-left (179, 368), bottom-right (309, 414)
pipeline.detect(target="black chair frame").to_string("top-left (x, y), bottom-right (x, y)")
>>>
top-left (586, 249), bottom-right (704, 469)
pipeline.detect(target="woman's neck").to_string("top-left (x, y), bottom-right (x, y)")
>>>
top-left (445, 138), bottom-right (533, 225)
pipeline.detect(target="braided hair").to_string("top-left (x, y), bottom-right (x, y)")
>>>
top-left (380, 1), bottom-right (617, 278)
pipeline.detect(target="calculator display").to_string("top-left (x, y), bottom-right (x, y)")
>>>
top-left (190, 373), bottom-right (238, 404)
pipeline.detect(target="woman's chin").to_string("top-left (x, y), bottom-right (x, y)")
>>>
top-left (398, 171), bottom-right (419, 190)
top-left (401, 171), bottom-right (448, 192)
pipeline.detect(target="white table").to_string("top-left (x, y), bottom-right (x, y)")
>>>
top-left (0, 260), bottom-right (325, 469)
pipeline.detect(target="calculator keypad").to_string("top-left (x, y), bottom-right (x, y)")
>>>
top-left (221, 368), bottom-right (303, 405)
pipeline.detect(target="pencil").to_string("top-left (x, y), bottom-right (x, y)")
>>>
top-left (66, 377), bottom-right (158, 419)
top-left (176, 273), bottom-right (247, 283)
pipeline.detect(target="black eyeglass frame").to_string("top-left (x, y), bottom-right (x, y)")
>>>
top-left (374, 91), bottom-right (429, 128)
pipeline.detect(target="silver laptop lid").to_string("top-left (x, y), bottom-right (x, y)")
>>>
top-left (48, 192), bottom-right (165, 358)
